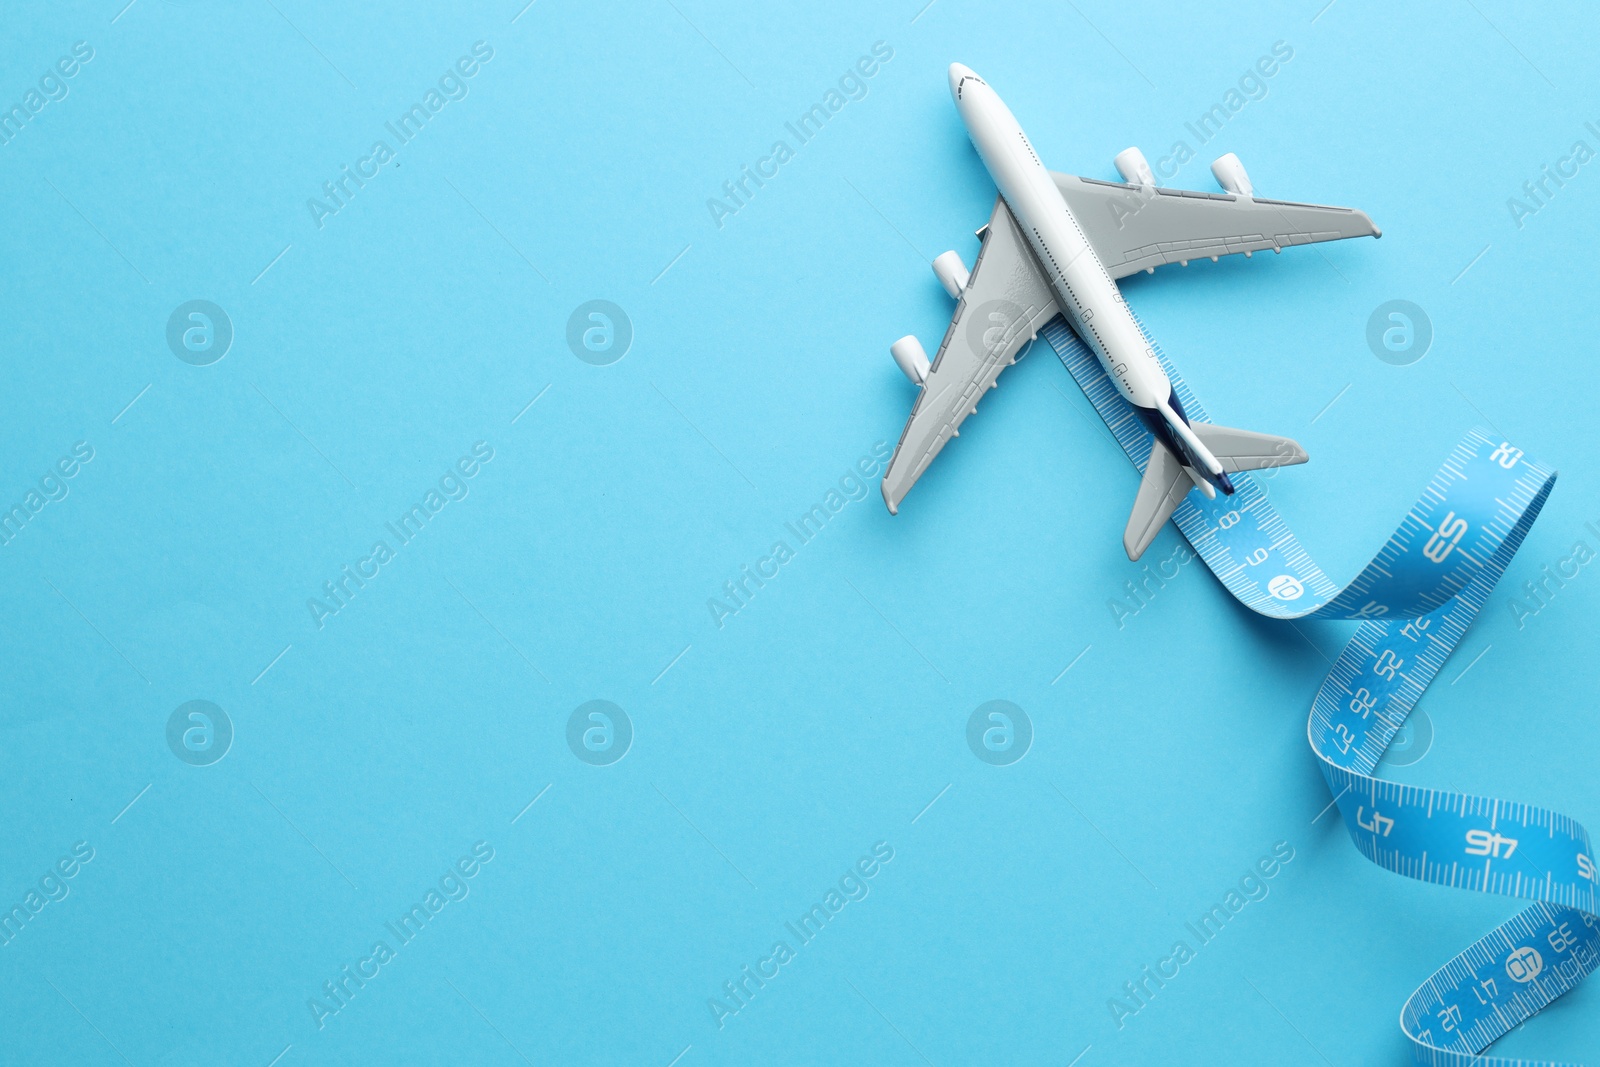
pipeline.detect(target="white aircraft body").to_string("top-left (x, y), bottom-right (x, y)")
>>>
top-left (882, 63), bottom-right (1380, 559)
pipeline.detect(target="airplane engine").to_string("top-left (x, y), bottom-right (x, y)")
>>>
top-left (1210, 152), bottom-right (1253, 197)
top-left (1113, 147), bottom-right (1156, 186)
top-left (931, 250), bottom-right (970, 298)
top-left (890, 335), bottom-right (930, 386)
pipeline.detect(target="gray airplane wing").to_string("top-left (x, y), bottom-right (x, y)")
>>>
top-left (881, 196), bottom-right (1059, 514)
top-left (1051, 173), bottom-right (1380, 280)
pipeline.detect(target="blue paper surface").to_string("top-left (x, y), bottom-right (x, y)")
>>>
top-left (2, 1), bottom-right (1597, 1064)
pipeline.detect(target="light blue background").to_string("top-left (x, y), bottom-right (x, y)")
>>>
top-left (2, 0), bottom-right (1597, 1064)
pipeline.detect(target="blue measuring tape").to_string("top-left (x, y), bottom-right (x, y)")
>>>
top-left (1041, 319), bottom-right (1598, 1066)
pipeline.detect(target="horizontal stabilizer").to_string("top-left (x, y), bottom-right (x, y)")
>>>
top-left (1124, 440), bottom-right (1192, 561)
top-left (1189, 423), bottom-right (1308, 473)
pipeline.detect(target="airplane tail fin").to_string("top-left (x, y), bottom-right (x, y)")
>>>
top-left (1123, 425), bottom-right (1308, 561)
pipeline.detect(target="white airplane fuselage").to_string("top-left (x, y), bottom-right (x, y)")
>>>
top-left (948, 64), bottom-right (1229, 491)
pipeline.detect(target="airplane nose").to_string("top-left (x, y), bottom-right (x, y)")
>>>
top-left (948, 62), bottom-right (977, 101)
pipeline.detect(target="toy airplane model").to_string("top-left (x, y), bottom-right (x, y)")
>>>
top-left (881, 64), bottom-right (1380, 559)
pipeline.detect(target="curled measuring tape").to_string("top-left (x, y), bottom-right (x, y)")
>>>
top-left (1041, 319), bottom-right (1598, 1065)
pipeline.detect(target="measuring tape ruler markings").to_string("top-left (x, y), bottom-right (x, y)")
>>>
top-left (1403, 904), bottom-right (1599, 1067)
top-left (1041, 319), bottom-right (1598, 1066)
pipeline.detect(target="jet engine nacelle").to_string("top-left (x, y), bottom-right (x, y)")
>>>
top-left (932, 250), bottom-right (970, 298)
top-left (1114, 147), bottom-right (1156, 186)
top-left (891, 335), bottom-right (930, 386)
top-left (1210, 153), bottom-right (1253, 197)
